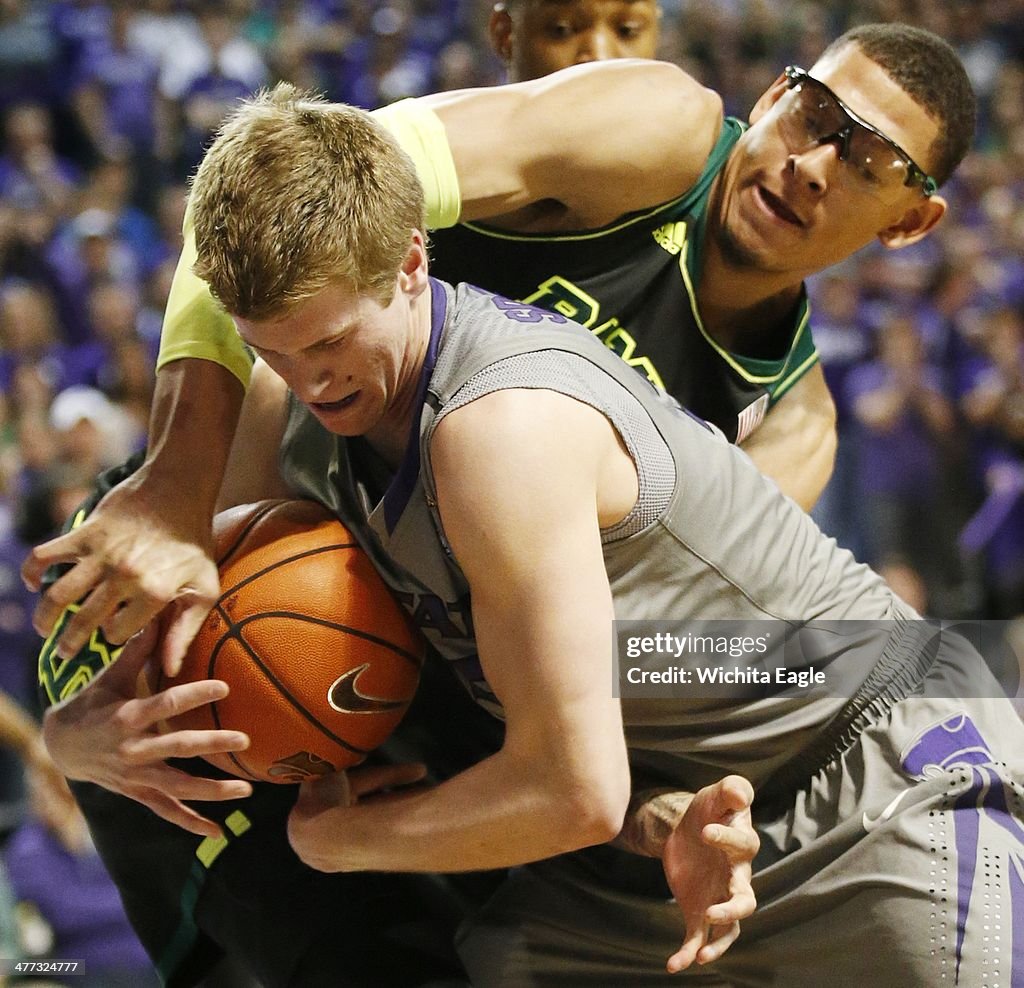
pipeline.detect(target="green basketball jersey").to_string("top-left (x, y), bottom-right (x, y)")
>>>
top-left (428, 119), bottom-right (818, 442)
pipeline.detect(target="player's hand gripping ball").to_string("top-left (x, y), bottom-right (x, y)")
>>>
top-left (165, 500), bottom-right (423, 783)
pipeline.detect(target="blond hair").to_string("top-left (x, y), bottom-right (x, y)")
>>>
top-left (190, 83), bottom-right (425, 319)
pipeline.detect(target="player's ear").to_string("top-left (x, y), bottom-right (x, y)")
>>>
top-left (878, 193), bottom-right (946, 250)
top-left (488, 4), bottom-right (514, 64)
top-left (399, 231), bottom-right (430, 296)
top-left (748, 72), bottom-right (789, 125)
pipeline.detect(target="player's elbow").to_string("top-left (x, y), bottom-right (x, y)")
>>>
top-left (579, 792), bottom-right (631, 846)
top-left (695, 79), bottom-right (725, 132)
top-left (639, 60), bottom-right (721, 107)
top-left (562, 766), bottom-right (632, 847)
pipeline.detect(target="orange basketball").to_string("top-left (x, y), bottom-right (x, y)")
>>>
top-left (167, 499), bottom-right (423, 783)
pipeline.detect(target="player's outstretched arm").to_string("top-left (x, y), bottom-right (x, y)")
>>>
top-left (419, 59), bottom-right (723, 229)
top-left (740, 365), bottom-right (838, 510)
top-left (22, 359), bottom-right (243, 673)
top-left (23, 201), bottom-right (250, 673)
top-left (42, 622), bottom-right (253, 838)
top-left (615, 776), bottom-right (758, 973)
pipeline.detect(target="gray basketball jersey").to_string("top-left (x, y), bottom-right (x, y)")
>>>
top-left (279, 279), bottom-right (916, 793)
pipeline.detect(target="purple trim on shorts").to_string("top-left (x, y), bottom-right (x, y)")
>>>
top-left (972, 772), bottom-right (1024, 988)
top-left (1011, 855), bottom-right (1024, 988)
top-left (382, 279), bottom-right (447, 534)
top-left (903, 715), bottom-right (1024, 985)
top-left (953, 773), bottom-right (983, 984)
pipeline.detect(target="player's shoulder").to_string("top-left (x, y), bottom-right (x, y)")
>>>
top-left (430, 387), bottom-right (613, 500)
top-left (525, 60), bottom-right (724, 223)
top-left (544, 59), bottom-right (718, 107)
top-left (553, 60), bottom-right (722, 141)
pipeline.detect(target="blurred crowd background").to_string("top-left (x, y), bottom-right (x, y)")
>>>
top-left (0, 0), bottom-right (1022, 979)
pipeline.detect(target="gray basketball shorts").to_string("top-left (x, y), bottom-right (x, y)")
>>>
top-left (457, 631), bottom-right (1024, 987)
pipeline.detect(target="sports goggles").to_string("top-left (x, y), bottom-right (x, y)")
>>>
top-left (778, 65), bottom-right (937, 202)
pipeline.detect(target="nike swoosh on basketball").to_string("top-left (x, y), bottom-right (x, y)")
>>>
top-left (328, 664), bottom-right (407, 714)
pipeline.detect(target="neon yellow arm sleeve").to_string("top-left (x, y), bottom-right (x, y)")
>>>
top-left (372, 99), bottom-right (461, 230)
top-left (155, 202), bottom-right (254, 387)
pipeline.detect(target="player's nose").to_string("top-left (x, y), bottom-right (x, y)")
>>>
top-left (787, 141), bottom-right (840, 196)
top-left (574, 28), bottom-right (619, 63)
top-left (292, 359), bottom-right (334, 402)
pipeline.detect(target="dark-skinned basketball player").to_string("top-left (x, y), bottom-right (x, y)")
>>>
top-left (487, 0), bottom-right (663, 79)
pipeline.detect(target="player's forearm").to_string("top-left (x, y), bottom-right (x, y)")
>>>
top-left (290, 748), bottom-right (628, 873)
top-left (142, 360), bottom-right (245, 522)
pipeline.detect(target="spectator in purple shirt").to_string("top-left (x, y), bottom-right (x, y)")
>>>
top-left (846, 313), bottom-right (961, 610)
top-left (959, 305), bottom-right (1024, 618)
top-left (177, 68), bottom-right (254, 174)
top-left (69, 1), bottom-right (162, 172)
top-left (263, 0), bottom-right (348, 94)
top-left (72, 280), bottom-right (157, 397)
top-left (0, 102), bottom-right (80, 221)
top-left (77, 159), bottom-right (166, 274)
top-left (334, 1), bottom-right (434, 108)
top-left (0, 282), bottom-right (74, 396)
top-left (162, 2), bottom-right (267, 172)
top-left (43, 206), bottom-right (141, 345)
top-left (0, 197), bottom-right (54, 291)
top-left (807, 268), bottom-right (872, 560)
